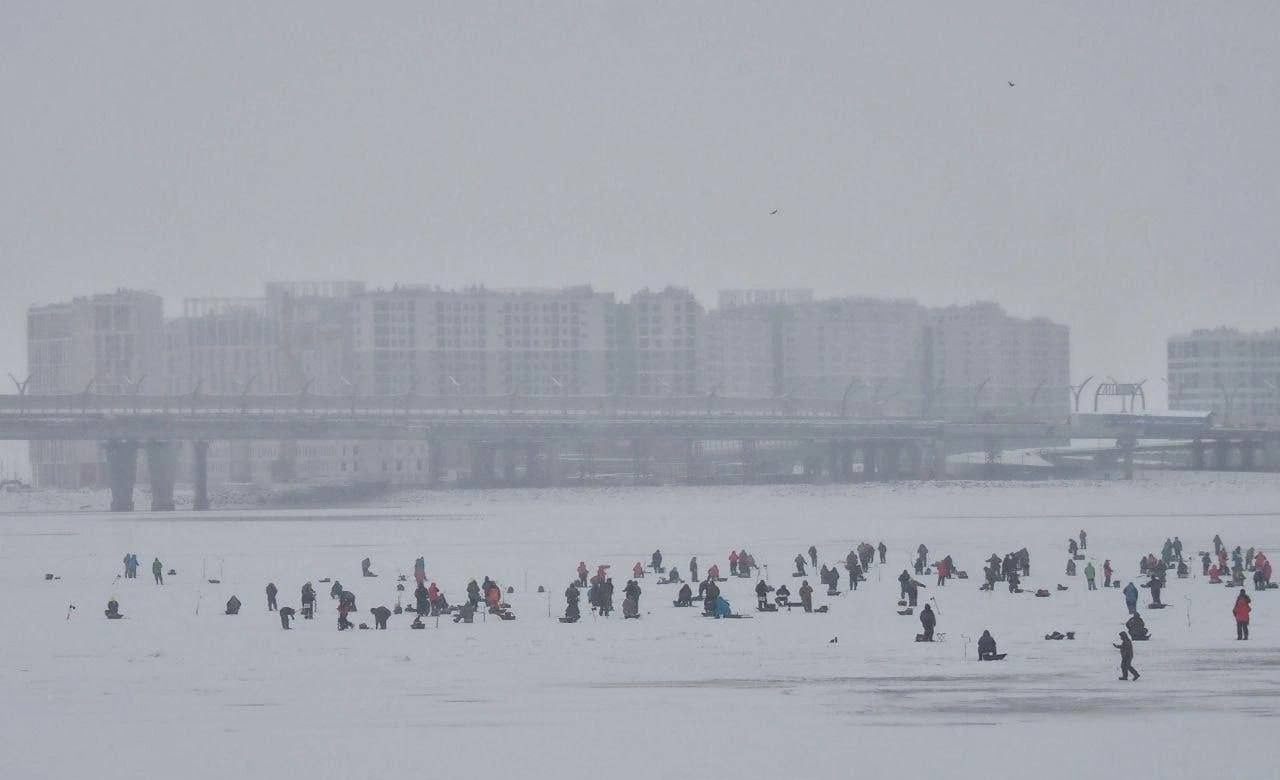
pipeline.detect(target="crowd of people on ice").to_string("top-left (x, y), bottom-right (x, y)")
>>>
top-left (98, 529), bottom-right (1269, 680)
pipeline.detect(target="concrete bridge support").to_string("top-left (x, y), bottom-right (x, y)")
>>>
top-left (687, 441), bottom-right (708, 482)
top-left (145, 440), bottom-right (179, 511)
top-left (192, 441), bottom-right (210, 511)
top-left (933, 439), bottom-right (948, 479)
top-left (104, 439), bottom-right (139, 512)
top-left (882, 442), bottom-right (902, 480)
top-left (469, 443), bottom-right (497, 485)
top-left (1214, 439), bottom-right (1230, 471)
top-left (427, 438), bottom-right (444, 486)
top-left (906, 441), bottom-right (924, 479)
top-left (861, 443), bottom-right (879, 482)
top-left (1241, 441), bottom-right (1257, 471)
top-left (741, 439), bottom-right (757, 483)
top-left (1190, 439), bottom-right (1205, 471)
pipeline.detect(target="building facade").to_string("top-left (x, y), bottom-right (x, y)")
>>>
top-left (1168, 328), bottom-right (1280, 426)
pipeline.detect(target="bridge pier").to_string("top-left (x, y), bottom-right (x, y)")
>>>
top-left (741, 439), bottom-right (757, 483)
top-left (1241, 441), bottom-right (1257, 471)
top-left (104, 439), bottom-right (139, 512)
top-left (469, 443), bottom-right (497, 485)
top-left (192, 441), bottom-right (210, 510)
top-left (1214, 439), bottom-right (1230, 471)
top-left (501, 444), bottom-right (518, 485)
top-left (145, 441), bottom-right (179, 511)
top-left (861, 442), bottom-right (879, 482)
top-left (1190, 439), bottom-right (1205, 471)
top-left (932, 439), bottom-right (948, 479)
top-left (633, 438), bottom-right (654, 484)
top-left (906, 441), bottom-right (924, 479)
top-left (687, 441), bottom-right (708, 482)
top-left (427, 438), bottom-right (444, 486)
top-left (882, 442), bottom-right (902, 480)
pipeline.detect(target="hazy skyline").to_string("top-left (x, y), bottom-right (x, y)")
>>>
top-left (4, 2), bottom-right (1280, 406)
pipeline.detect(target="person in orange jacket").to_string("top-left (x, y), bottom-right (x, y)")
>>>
top-left (632, 562), bottom-right (644, 578)
top-left (1234, 589), bottom-right (1252, 640)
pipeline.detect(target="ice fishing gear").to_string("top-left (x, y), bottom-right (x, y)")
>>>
top-left (65, 604), bottom-right (76, 620)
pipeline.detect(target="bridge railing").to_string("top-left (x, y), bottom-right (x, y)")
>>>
top-left (0, 392), bottom-right (866, 419)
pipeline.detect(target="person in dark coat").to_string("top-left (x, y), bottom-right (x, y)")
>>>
top-left (300, 582), bottom-right (316, 618)
top-left (755, 579), bottom-right (772, 609)
top-left (689, 557), bottom-right (699, 583)
top-left (898, 569), bottom-right (912, 600)
top-left (330, 580), bottom-right (343, 600)
top-left (794, 554), bottom-right (806, 576)
top-left (1201, 551), bottom-right (1212, 577)
top-left (361, 557), bottom-right (376, 577)
top-left (651, 549), bottom-right (663, 572)
top-left (370, 605), bottom-right (391, 629)
top-left (415, 583), bottom-right (430, 616)
top-left (466, 579), bottom-right (481, 607)
top-left (703, 578), bottom-right (720, 614)
top-left (808, 545), bottom-right (818, 569)
top-left (878, 542), bottom-right (887, 565)
top-left (848, 559), bottom-right (862, 591)
top-left (1126, 612), bottom-right (1149, 640)
top-left (1149, 575), bottom-right (1163, 607)
top-left (225, 595), bottom-right (241, 615)
top-left (152, 557), bottom-right (164, 585)
top-left (919, 604), bottom-right (936, 641)
top-left (977, 630), bottom-right (998, 659)
top-left (564, 583), bottom-right (582, 621)
top-left (675, 583), bottom-right (693, 607)
top-left (279, 606), bottom-right (295, 629)
top-left (105, 599), bottom-right (123, 619)
top-left (798, 580), bottom-right (813, 613)
top-left (1079, 529), bottom-right (1087, 550)
top-left (1114, 632), bottom-right (1139, 680)
top-left (265, 582), bottom-right (278, 611)
top-left (624, 580), bottom-right (641, 610)
top-left (600, 578), bottom-right (615, 616)
top-left (1123, 582), bottom-right (1139, 615)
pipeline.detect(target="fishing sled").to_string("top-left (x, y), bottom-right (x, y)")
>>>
top-left (979, 654), bottom-right (1007, 661)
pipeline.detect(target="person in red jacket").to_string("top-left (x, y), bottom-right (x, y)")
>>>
top-left (576, 562), bottom-right (589, 587)
top-left (1209, 564), bottom-right (1222, 584)
top-left (728, 550), bottom-right (740, 576)
top-left (707, 563), bottom-right (720, 580)
top-left (1103, 559), bottom-right (1114, 588)
top-left (632, 562), bottom-right (644, 578)
top-left (935, 557), bottom-right (949, 587)
top-left (1234, 589), bottom-right (1252, 640)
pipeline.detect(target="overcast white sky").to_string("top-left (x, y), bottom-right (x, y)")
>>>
top-left (3, 2), bottom-right (1278, 407)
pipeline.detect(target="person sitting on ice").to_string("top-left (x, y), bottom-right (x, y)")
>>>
top-left (624, 579), bottom-right (642, 611)
top-left (104, 599), bottom-right (123, 619)
top-left (665, 567), bottom-right (681, 584)
top-left (1066, 559), bottom-right (1077, 577)
top-left (775, 584), bottom-right (791, 607)
top-left (675, 583), bottom-right (693, 607)
top-left (1177, 560), bottom-right (1189, 579)
top-left (279, 606), bottom-right (295, 629)
top-left (919, 604), bottom-right (937, 641)
top-left (225, 595), bottom-right (241, 615)
top-left (712, 596), bottom-right (732, 619)
top-left (622, 596), bottom-right (640, 619)
top-left (1254, 567), bottom-right (1268, 591)
top-left (977, 630), bottom-right (999, 660)
top-left (707, 563), bottom-right (720, 580)
top-left (632, 562), bottom-right (645, 579)
top-left (361, 557), bottom-right (377, 578)
top-left (1209, 564), bottom-right (1222, 584)
top-left (564, 582), bottom-right (581, 621)
top-left (1125, 612), bottom-right (1149, 640)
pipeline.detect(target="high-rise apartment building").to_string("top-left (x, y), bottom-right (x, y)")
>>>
top-left (26, 289), bottom-right (165, 487)
top-left (1167, 328), bottom-right (1280, 425)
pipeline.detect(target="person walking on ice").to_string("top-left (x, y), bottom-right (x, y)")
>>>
top-left (1114, 632), bottom-right (1140, 681)
top-left (151, 557), bottom-right (163, 585)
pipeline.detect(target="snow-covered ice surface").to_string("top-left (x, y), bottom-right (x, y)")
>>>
top-left (4, 472), bottom-right (1279, 778)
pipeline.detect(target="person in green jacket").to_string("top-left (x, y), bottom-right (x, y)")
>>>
top-left (1084, 561), bottom-right (1097, 591)
top-left (152, 557), bottom-right (163, 585)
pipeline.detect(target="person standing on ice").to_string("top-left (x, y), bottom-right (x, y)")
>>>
top-left (414, 557), bottom-right (426, 586)
top-left (1114, 632), bottom-right (1139, 681)
top-left (122, 554), bottom-right (132, 579)
top-left (808, 545), bottom-right (818, 569)
top-left (1084, 561), bottom-right (1097, 591)
top-left (576, 562), bottom-right (589, 587)
top-left (794, 554), bottom-right (807, 577)
top-left (728, 550), bottom-right (740, 577)
top-left (361, 557), bottom-right (377, 577)
top-left (414, 582), bottom-right (429, 616)
top-left (755, 579), bottom-right (772, 609)
top-left (1103, 560), bottom-right (1114, 588)
top-left (878, 542), bottom-right (887, 565)
top-left (330, 580), bottom-right (343, 600)
top-left (898, 569), bottom-right (912, 601)
top-left (651, 550), bottom-right (663, 573)
top-left (1068, 538), bottom-right (1079, 557)
top-left (919, 604), bottom-right (936, 641)
top-left (689, 557), bottom-right (698, 583)
top-left (1079, 529), bottom-right (1087, 551)
top-left (624, 579), bottom-right (641, 611)
top-left (798, 580), bottom-right (813, 613)
top-left (151, 557), bottom-right (163, 585)
top-left (564, 582), bottom-right (581, 622)
top-left (301, 582), bottom-right (316, 618)
top-left (1123, 582), bottom-right (1139, 615)
top-left (1173, 537), bottom-right (1183, 560)
top-left (1201, 552), bottom-right (1212, 577)
top-left (265, 582), bottom-right (278, 611)
top-left (1234, 589), bottom-right (1252, 640)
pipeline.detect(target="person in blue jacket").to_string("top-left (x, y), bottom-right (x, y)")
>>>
top-left (713, 596), bottom-right (732, 618)
top-left (1123, 581), bottom-right (1139, 615)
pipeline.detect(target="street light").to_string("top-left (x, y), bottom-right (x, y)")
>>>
top-left (1070, 376), bottom-right (1094, 413)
